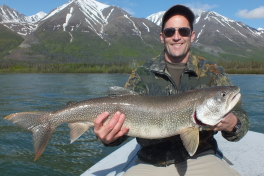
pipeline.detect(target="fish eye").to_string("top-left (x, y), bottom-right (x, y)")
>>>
top-left (221, 92), bottom-right (226, 97)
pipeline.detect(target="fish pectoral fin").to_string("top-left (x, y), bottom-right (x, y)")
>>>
top-left (180, 127), bottom-right (199, 156)
top-left (68, 122), bottom-right (94, 143)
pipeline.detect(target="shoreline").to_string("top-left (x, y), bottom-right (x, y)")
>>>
top-left (1, 71), bottom-right (264, 75)
top-left (1, 64), bottom-right (264, 74)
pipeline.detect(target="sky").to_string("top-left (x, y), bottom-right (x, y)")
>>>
top-left (1, 0), bottom-right (264, 30)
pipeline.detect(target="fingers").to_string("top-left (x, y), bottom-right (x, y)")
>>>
top-left (211, 113), bottom-right (238, 132)
top-left (211, 120), bottom-right (229, 131)
top-left (106, 112), bottom-right (123, 134)
top-left (110, 113), bottom-right (129, 139)
top-left (210, 122), bottom-right (223, 131)
top-left (94, 111), bottom-right (129, 144)
top-left (94, 112), bottom-right (109, 130)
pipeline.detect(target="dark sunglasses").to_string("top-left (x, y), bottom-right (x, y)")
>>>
top-left (163, 27), bottom-right (192, 37)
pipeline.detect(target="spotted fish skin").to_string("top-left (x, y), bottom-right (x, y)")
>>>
top-left (5, 86), bottom-right (241, 161)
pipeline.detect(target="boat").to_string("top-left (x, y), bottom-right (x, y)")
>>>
top-left (81, 131), bottom-right (264, 176)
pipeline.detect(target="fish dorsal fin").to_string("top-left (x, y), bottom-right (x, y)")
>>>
top-left (68, 122), bottom-right (94, 143)
top-left (180, 127), bottom-right (199, 156)
top-left (108, 86), bottom-right (139, 96)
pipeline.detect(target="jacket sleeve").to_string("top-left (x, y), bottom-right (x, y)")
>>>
top-left (213, 72), bottom-right (250, 141)
top-left (124, 68), bottom-right (148, 94)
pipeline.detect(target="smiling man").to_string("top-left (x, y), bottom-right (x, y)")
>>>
top-left (160, 12), bottom-right (195, 64)
top-left (94, 4), bottom-right (249, 176)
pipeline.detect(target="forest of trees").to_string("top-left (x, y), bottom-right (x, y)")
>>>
top-left (1, 58), bottom-right (264, 74)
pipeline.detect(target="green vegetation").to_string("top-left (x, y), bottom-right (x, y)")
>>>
top-left (1, 25), bottom-right (264, 74)
top-left (1, 58), bottom-right (264, 74)
top-left (192, 46), bottom-right (264, 63)
top-left (191, 47), bottom-right (264, 74)
top-left (0, 61), bottom-right (141, 73)
top-left (0, 24), bottom-right (24, 59)
top-left (32, 30), bottom-right (162, 64)
top-left (217, 60), bottom-right (264, 74)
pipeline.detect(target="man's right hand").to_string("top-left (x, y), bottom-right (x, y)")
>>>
top-left (94, 111), bottom-right (129, 144)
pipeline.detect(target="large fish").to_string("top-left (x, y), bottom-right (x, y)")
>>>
top-left (5, 86), bottom-right (241, 161)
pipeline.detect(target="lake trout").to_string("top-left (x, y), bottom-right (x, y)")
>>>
top-left (5, 86), bottom-right (241, 161)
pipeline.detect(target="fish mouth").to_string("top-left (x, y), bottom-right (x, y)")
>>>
top-left (227, 90), bottom-right (241, 112)
top-left (231, 92), bottom-right (241, 103)
top-left (229, 86), bottom-right (241, 103)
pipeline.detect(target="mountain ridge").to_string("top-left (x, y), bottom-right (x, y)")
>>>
top-left (0, 0), bottom-right (264, 63)
top-left (0, 4), bottom-right (47, 23)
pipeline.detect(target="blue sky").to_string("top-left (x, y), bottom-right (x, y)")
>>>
top-left (1, 0), bottom-right (264, 30)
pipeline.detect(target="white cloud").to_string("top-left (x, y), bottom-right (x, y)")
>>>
top-left (121, 7), bottom-right (135, 15)
top-left (236, 6), bottom-right (264, 19)
top-left (103, 0), bottom-right (137, 7)
top-left (184, 2), bottom-right (218, 15)
top-left (119, 0), bottom-right (137, 15)
top-left (258, 27), bottom-right (264, 31)
top-left (124, 0), bottom-right (137, 7)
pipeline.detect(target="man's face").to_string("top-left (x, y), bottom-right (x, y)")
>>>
top-left (160, 15), bottom-right (196, 63)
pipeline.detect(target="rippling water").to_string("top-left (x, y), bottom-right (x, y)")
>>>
top-left (0, 73), bottom-right (263, 176)
top-left (0, 74), bottom-right (129, 176)
top-left (229, 75), bottom-right (264, 133)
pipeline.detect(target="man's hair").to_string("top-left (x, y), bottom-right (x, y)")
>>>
top-left (161, 5), bottom-right (195, 31)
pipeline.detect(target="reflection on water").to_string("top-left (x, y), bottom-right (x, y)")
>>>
top-left (0, 73), bottom-right (263, 176)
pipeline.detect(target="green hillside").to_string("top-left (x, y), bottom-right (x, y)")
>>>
top-left (1, 25), bottom-right (264, 74)
top-left (0, 24), bottom-right (24, 59)
top-left (32, 28), bottom-right (163, 64)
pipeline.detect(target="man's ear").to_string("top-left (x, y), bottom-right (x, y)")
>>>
top-left (191, 31), bottom-right (196, 42)
top-left (160, 32), bottom-right (165, 43)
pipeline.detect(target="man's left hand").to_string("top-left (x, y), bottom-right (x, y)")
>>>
top-left (211, 113), bottom-right (238, 132)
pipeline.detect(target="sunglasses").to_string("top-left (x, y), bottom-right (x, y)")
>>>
top-left (163, 27), bottom-right (192, 37)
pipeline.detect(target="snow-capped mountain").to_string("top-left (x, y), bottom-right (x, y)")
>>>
top-left (0, 5), bottom-right (47, 35)
top-left (35, 0), bottom-right (160, 44)
top-left (2, 23), bottom-right (37, 36)
top-left (26, 11), bottom-right (47, 23)
top-left (0, 5), bottom-right (46, 23)
top-left (0, 0), bottom-right (162, 61)
top-left (194, 11), bottom-right (264, 45)
top-left (1, 0), bottom-right (264, 62)
top-left (146, 11), bottom-right (165, 26)
top-left (0, 5), bottom-right (28, 23)
top-left (258, 28), bottom-right (264, 32)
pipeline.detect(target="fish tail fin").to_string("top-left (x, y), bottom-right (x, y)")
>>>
top-left (5, 112), bottom-right (54, 161)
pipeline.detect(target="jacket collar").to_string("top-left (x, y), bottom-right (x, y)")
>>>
top-left (144, 50), bottom-right (199, 77)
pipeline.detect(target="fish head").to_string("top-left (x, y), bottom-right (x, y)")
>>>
top-left (194, 86), bottom-right (241, 126)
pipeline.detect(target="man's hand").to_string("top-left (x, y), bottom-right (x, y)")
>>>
top-left (94, 111), bottom-right (129, 144)
top-left (211, 112), bottom-right (238, 132)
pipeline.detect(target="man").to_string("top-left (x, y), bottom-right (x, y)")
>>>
top-left (94, 5), bottom-right (249, 176)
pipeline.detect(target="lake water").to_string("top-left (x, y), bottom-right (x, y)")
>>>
top-left (0, 73), bottom-right (263, 176)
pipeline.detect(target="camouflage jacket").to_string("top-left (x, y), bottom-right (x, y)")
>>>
top-left (109, 51), bottom-right (249, 165)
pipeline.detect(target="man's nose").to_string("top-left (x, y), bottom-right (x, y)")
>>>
top-left (172, 30), bottom-right (181, 40)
